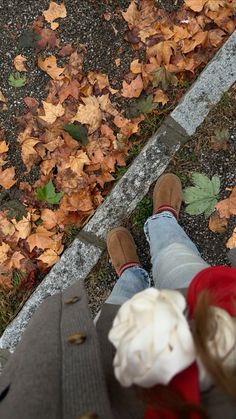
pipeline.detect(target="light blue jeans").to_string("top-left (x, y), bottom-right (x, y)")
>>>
top-left (105, 211), bottom-right (209, 305)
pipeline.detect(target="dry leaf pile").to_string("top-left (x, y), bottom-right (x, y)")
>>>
top-left (0, 0), bottom-right (235, 290)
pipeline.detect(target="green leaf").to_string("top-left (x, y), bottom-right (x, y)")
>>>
top-left (183, 173), bottom-right (220, 218)
top-left (63, 123), bottom-right (88, 145)
top-left (8, 72), bottom-right (27, 88)
top-left (133, 95), bottom-right (158, 115)
top-left (152, 67), bottom-right (178, 90)
top-left (18, 30), bottom-right (40, 49)
top-left (36, 180), bottom-right (64, 205)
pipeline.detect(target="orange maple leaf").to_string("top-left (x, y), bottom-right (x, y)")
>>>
top-left (185, 0), bottom-right (207, 12)
top-left (43, 1), bottom-right (67, 30)
top-left (38, 56), bottom-right (65, 80)
top-left (61, 151), bottom-right (90, 176)
top-left (13, 54), bottom-right (27, 72)
top-left (153, 89), bottom-right (169, 105)
top-left (122, 1), bottom-right (140, 26)
top-left (40, 208), bottom-right (59, 230)
top-left (12, 214), bottom-right (31, 240)
top-left (37, 248), bottom-right (60, 267)
top-left (216, 186), bottom-right (236, 219)
top-left (226, 227), bottom-right (236, 249)
top-left (121, 75), bottom-right (143, 98)
top-left (0, 167), bottom-right (16, 189)
top-left (0, 242), bottom-right (10, 264)
top-left (0, 140), bottom-right (9, 154)
top-left (71, 96), bottom-right (103, 133)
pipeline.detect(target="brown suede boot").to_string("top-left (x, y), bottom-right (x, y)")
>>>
top-left (106, 227), bottom-right (140, 276)
top-left (153, 173), bottom-right (183, 219)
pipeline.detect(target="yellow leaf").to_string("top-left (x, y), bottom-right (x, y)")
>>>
top-left (13, 54), bottom-right (27, 72)
top-left (21, 138), bottom-right (39, 170)
top-left (226, 227), bottom-right (236, 249)
top-left (0, 242), bottom-right (10, 264)
top-left (37, 248), bottom-right (60, 267)
top-left (0, 167), bottom-right (16, 189)
top-left (43, 2), bottom-right (67, 30)
top-left (27, 226), bottom-right (55, 252)
top-left (71, 96), bottom-right (103, 133)
top-left (40, 209), bottom-right (58, 229)
top-left (12, 215), bottom-right (31, 239)
top-left (39, 101), bottom-right (65, 124)
top-left (38, 56), bottom-right (65, 80)
top-left (130, 59), bottom-right (142, 74)
top-left (0, 140), bottom-right (9, 153)
top-left (121, 75), bottom-right (143, 98)
top-left (63, 151), bottom-right (90, 176)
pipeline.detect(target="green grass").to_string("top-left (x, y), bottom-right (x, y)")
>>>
top-left (63, 224), bottom-right (81, 248)
top-left (218, 92), bottom-right (231, 109)
top-left (132, 196), bottom-right (153, 227)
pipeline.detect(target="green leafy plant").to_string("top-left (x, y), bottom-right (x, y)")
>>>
top-left (63, 123), bottom-right (88, 145)
top-left (183, 173), bottom-right (220, 218)
top-left (133, 196), bottom-right (153, 227)
top-left (36, 180), bottom-right (64, 205)
top-left (8, 72), bottom-right (27, 88)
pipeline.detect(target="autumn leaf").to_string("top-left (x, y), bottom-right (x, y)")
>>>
top-left (39, 101), bottom-right (65, 124)
top-left (216, 186), bottom-right (236, 219)
top-left (12, 215), bottom-right (31, 239)
top-left (61, 151), bottom-right (90, 176)
top-left (21, 137), bottom-right (39, 171)
top-left (153, 89), bottom-right (169, 105)
top-left (0, 140), bottom-right (9, 153)
top-left (114, 114), bottom-right (144, 138)
top-left (0, 215), bottom-right (15, 236)
top-left (63, 123), bottom-right (88, 145)
top-left (37, 28), bottom-right (58, 50)
top-left (130, 59), bottom-right (142, 74)
top-left (8, 251), bottom-right (25, 269)
top-left (208, 211), bottom-right (228, 233)
top-left (43, 2), bottom-right (67, 30)
top-left (122, 1), bottom-right (140, 26)
top-left (0, 242), bottom-right (10, 264)
top-left (0, 272), bottom-right (13, 290)
top-left (182, 31), bottom-right (208, 54)
top-left (37, 248), bottom-right (60, 267)
top-left (185, 0), bottom-right (207, 12)
top-left (27, 225), bottom-right (55, 252)
top-left (205, 0), bottom-right (226, 12)
top-left (0, 90), bottom-right (7, 103)
top-left (0, 167), bottom-right (16, 189)
top-left (71, 96), bottom-right (103, 134)
top-left (13, 55), bottom-right (27, 72)
top-left (24, 96), bottom-right (39, 112)
top-left (152, 67), bottom-right (178, 90)
top-left (60, 190), bottom-right (93, 212)
top-left (38, 55), bottom-right (65, 80)
top-left (40, 208), bottom-right (59, 229)
top-left (121, 75), bottom-right (143, 98)
top-left (226, 227), bottom-right (236, 249)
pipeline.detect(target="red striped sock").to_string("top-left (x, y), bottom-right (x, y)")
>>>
top-left (154, 205), bottom-right (178, 220)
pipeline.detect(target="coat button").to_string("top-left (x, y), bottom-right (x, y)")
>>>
top-left (76, 412), bottom-right (99, 419)
top-left (65, 296), bottom-right (80, 304)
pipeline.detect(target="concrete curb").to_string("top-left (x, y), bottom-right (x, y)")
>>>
top-left (1, 31), bottom-right (236, 352)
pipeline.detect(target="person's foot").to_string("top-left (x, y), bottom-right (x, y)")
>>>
top-left (106, 227), bottom-right (140, 276)
top-left (153, 173), bottom-right (182, 219)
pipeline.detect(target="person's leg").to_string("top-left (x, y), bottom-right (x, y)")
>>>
top-left (105, 227), bottom-right (151, 305)
top-left (144, 174), bottom-right (209, 289)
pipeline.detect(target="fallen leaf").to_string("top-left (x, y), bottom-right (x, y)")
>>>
top-left (0, 140), bottom-right (9, 154)
top-left (24, 96), bottom-right (39, 112)
top-left (153, 89), bottom-right (169, 105)
top-left (13, 54), bottom-right (27, 72)
top-left (208, 211), bottom-right (228, 233)
top-left (40, 208), bottom-right (59, 229)
top-left (226, 227), bottom-right (236, 249)
top-left (38, 55), bottom-right (65, 80)
top-left (122, 1), bottom-right (140, 25)
top-left (37, 28), bottom-right (58, 50)
top-left (0, 90), bottom-right (7, 103)
top-left (58, 44), bottom-right (74, 56)
top-left (130, 59), bottom-right (142, 74)
top-left (58, 79), bottom-right (80, 103)
top-left (12, 215), bottom-right (31, 239)
top-left (121, 74), bottom-right (143, 98)
top-left (216, 186), bottom-right (236, 219)
top-left (0, 242), bottom-right (10, 264)
top-left (152, 67), bottom-right (178, 90)
top-left (0, 272), bottom-right (13, 289)
top-left (62, 151), bottom-right (90, 176)
top-left (185, 0), bottom-right (207, 12)
top-left (21, 137), bottom-right (39, 170)
top-left (114, 114), bottom-right (144, 138)
top-left (182, 31), bottom-right (208, 54)
top-left (60, 190), bottom-right (93, 212)
top-left (0, 167), bottom-right (16, 189)
top-left (115, 58), bottom-right (121, 67)
top-left (43, 1), bottom-right (67, 30)
top-left (0, 216), bottom-right (15, 236)
top-left (71, 96), bottom-right (103, 133)
top-left (8, 251), bottom-right (25, 269)
top-left (37, 248), bottom-right (60, 266)
top-left (39, 101), bottom-right (65, 124)
top-left (27, 225), bottom-right (55, 252)
top-left (205, 0), bottom-right (226, 12)
top-left (36, 180), bottom-right (64, 205)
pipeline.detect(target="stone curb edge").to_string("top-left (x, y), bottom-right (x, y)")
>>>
top-left (1, 31), bottom-right (236, 352)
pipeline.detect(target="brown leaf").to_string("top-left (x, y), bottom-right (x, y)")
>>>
top-left (58, 44), bottom-right (74, 57)
top-left (153, 89), bottom-right (169, 105)
top-left (40, 208), bottom-right (59, 229)
top-left (27, 225), bottom-right (55, 252)
top-left (0, 140), bottom-right (9, 153)
top-left (216, 186), bottom-right (236, 219)
top-left (182, 31), bottom-right (208, 53)
top-left (121, 74), bottom-right (143, 98)
top-left (0, 90), bottom-right (7, 103)
top-left (21, 138), bottom-right (40, 171)
top-left (185, 0), bottom-right (207, 12)
top-left (13, 54), bottom-right (27, 72)
top-left (130, 59), bottom-right (142, 74)
top-left (226, 227), bottom-right (236, 249)
top-left (71, 96), bottom-right (103, 133)
top-left (12, 214), bottom-right (31, 239)
top-left (0, 215), bottom-right (15, 236)
top-left (37, 248), bottom-right (60, 267)
top-left (38, 56), bottom-right (65, 80)
top-left (122, 1), bottom-right (140, 25)
top-left (61, 151), bottom-right (90, 176)
top-left (8, 251), bottom-right (25, 269)
top-left (37, 28), bottom-right (58, 50)
top-left (0, 272), bottom-right (13, 290)
top-left (24, 96), bottom-right (39, 112)
top-left (43, 1), bottom-right (67, 30)
top-left (205, 0), bottom-right (226, 12)
top-left (114, 114), bottom-right (144, 139)
top-left (0, 242), bottom-right (10, 264)
top-left (60, 190), bottom-right (93, 212)
top-left (58, 79), bottom-right (80, 103)
top-left (208, 212), bottom-right (228, 233)
top-left (39, 101), bottom-right (65, 124)
top-left (0, 167), bottom-right (16, 189)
